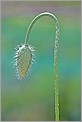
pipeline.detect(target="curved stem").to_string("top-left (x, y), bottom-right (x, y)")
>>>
top-left (25, 12), bottom-right (59, 121)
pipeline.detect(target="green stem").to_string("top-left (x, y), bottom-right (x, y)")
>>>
top-left (25, 12), bottom-right (59, 121)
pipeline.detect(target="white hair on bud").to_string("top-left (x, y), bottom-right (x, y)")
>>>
top-left (13, 43), bottom-right (35, 79)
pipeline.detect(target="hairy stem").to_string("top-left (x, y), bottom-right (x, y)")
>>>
top-left (25, 12), bottom-right (59, 121)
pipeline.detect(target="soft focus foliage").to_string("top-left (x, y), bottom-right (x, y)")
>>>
top-left (1, 1), bottom-right (81, 121)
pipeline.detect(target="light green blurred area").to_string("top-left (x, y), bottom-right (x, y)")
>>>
top-left (1, 1), bottom-right (81, 121)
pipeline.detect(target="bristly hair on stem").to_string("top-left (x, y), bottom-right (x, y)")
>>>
top-left (13, 12), bottom-right (60, 121)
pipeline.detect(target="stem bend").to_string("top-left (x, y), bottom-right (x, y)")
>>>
top-left (25, 12), bottom-right (59, 44)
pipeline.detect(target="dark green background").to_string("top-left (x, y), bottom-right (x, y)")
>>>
top-left (1, 1), bottom-right (81, 121)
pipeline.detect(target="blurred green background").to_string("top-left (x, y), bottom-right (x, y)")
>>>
top-left (1, 1), bottom-right (81, 121)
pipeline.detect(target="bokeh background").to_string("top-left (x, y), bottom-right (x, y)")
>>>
top-left (1, 1), bottom-right (81, 121)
